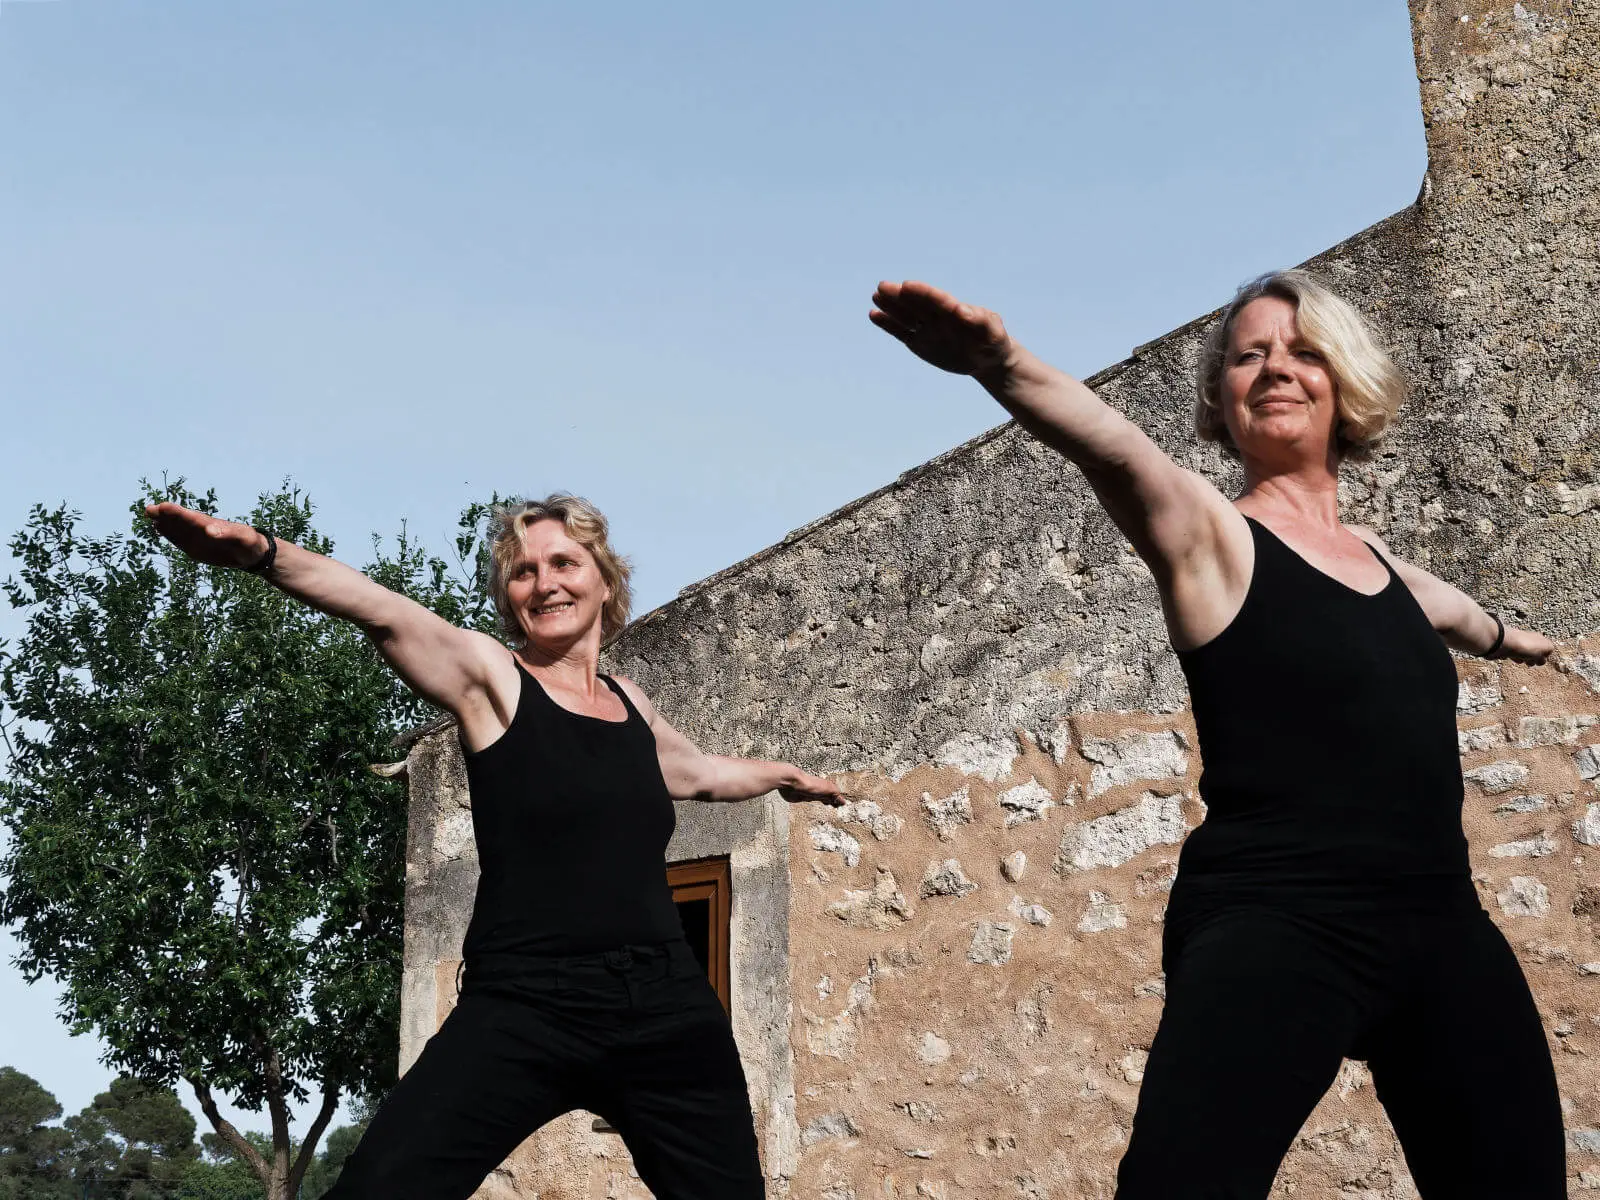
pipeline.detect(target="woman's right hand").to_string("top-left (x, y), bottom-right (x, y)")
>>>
top-left (870, 280), bottom-right (1014, 378)
top-left (145, 502), bottom-right (269, 570)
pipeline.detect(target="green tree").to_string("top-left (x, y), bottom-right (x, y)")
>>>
top-left (0, 1066), bottom-right (74, 1198)
top-left (0, 484), bottom-right (495, 1200)
top-left (65, 1076), bottom-right (200, 1198)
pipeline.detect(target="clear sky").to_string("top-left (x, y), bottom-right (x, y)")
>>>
top-left (1, 0), bottom-right (1424, 1143)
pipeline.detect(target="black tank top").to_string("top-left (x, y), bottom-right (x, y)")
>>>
top-left (1171, 516), bottom-right (1477, 914)
top-left (460, 663), bottom-right (683, 958)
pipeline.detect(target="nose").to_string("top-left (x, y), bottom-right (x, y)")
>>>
top-left (1262, 342), bottom-right (1294, 378)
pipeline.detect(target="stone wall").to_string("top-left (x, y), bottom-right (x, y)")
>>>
top-left (399, 1), bottom-right (1600, 1195)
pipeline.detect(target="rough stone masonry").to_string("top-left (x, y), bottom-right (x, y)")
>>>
top-left (401, 2), bottom-right (1600, 1196)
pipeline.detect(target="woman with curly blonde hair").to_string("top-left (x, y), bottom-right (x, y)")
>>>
top-left (872, 270), bottom-right (1562, 1197)
top-left (147, 492), bottom-right (841, 1199)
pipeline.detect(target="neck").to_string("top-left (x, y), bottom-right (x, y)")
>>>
top-left (1236, 446), bottom-right (1343, 529)
top-left (517, 630), bottom-right (605, 693)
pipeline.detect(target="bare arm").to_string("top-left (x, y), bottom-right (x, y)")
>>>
top-left (145, 503), bottom-right (511, 730)
top-left (610, 678), bottom-right (843, 805)
top-left (870, 281), bottom-right (1249, 646)
top-left (1352, 527), bottom-right (1553, 664)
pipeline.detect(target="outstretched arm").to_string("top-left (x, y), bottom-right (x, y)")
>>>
top-left (145, 503), bottom-right (508, 727)
top-left (870, 282), bottom-right (1239, 586)
top-left (611, 678), bottom-right (844, 805)
top-left (1352, 527), bottom-right (1553, 664)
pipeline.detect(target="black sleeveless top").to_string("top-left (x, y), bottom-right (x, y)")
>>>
top-left (461, 663), bottom-right (682, 958)
top-left (1171, 517), bottom-right (1477, 914)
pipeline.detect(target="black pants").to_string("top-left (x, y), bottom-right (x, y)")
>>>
top-left (1115, 906), bottom-right (1565, 1199)
top-left (326, 940), bottom-right (763, 1200)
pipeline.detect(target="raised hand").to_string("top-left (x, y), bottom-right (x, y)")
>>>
top-left (145, 502), bottom-right (270, 570)
top-left (870, 280), bottom-right (1014, 377)
top-left (779, 770), bottom-right (846, 807)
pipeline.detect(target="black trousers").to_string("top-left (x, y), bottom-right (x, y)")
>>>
top-left (325, 940), bottom-right (763, 1200)
top-left (1115, 905), bottom-right (1565, 1199)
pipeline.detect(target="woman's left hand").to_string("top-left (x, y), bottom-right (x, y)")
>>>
top-left (780, 771), bottom-right (846, 806)
top-left (1499, 626), bottom-right (1555, 665)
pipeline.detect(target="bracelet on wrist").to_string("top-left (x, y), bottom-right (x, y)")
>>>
top-left (244, 530), bottom-right (278, 575)
top-left (1484, 613), bottom-right (1506, 659)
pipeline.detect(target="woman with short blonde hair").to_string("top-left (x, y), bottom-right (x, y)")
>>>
top-left (872, 270), bottom-right (1562, 1197)
top-left (148, 490), bottom-right (841, 1199)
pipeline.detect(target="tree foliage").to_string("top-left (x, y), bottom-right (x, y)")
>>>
top-left (0, 484), bottom-right (495, 1199)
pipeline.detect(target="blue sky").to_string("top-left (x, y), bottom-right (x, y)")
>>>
top-left (1, 0), bottom-right (1424, 1143)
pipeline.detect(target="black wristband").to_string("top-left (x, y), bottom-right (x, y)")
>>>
top-left (244, 530), bottom-right (278, 575)
top-left (1484, 613), bottom-right (1506, 659)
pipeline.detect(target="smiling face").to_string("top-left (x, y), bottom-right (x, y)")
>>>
top-left (503, 518), bottom-right (612, 652)
top-left (1219, 294), bottom-right (1340, 464)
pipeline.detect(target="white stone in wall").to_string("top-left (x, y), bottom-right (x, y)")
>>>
top-left (1570, 1128), bottom-right (1600, 1155)
top-left (967, 920), bottom-right (1015, 965)
top-left (1464, 760), bottom-right (1531, 794)
top-left (1043, 721), bottom-right (1073, 765)
top-left (915, 1032), bottom-right (952, 1065)
top-left (921, 859), bottom-right (978, 899)
top-left (935, 733), bottom-right (1017, 783)
top-left (1577, 744), bottom-right (1600, 781)
top-left (810, 822), bottom-right (863, 868)
top-left (1055, 792), bottom-right (1188, 874)
top-left (998, 777), bottom-right (1057, 827)
top-left (1079, 730), bottom-right (1188, 798)
top-left (1497, 875), bottom-right (1551, 917)
top-left (1580, 963), bottom-right (1600, 976)
top-left (1569, 654), bottom-right (1600, 698)
top-left (431, 806), bottom-right (477, 864)
top-left (1134, 976), bottom-right (1166, 999)
top-left (1489, 831), bottom-right (1557, 858)
top-left (834, 799), bottom-right (903, 841)
top-left (1008, 895), bottom-right (1053, 926)
top-left (1459, 725), bottom-right (1507, 753)
top-left (1119, 1048), bottom-right (1148, 1084)
top-left (1077, 891), bottom-right (1128, 933)
top-left (1515, 715), bottom-right (1598, 747)
top-left (1000, 851), bottom-right (1027, 882)
top-left (827, 869), bottom-right (914, 930)
top-left (1573, 803), bottom-right (1600, 848)
top-left (800, 1112), bottom-right (861, 1147)
top-left (1458, 679), bottom-right (1504, 714)
top-left (1495, 794), bottom-right (1548, 814)
top-left (921, 788), bottom-right (973, 841)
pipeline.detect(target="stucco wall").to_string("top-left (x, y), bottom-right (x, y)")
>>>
top-left (400, 1), bottom-right (1600, 1195)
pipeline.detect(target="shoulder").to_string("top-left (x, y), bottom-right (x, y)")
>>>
top-left (608, 674), bottom-right (660, 725)
top-left (1346, 523), bottom-right (1392, 554)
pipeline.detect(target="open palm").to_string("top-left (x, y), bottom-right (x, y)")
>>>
top-left (870, 280), bottom-right (1013, 376)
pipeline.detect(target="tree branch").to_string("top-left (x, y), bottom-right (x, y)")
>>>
top-left (289, 1084), bottom-right (342, 1193)
top-left (189, 1076), bottom-right (270, 1186)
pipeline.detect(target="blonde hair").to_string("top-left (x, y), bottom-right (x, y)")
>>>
top-left (488, 495), bottom-right (633, 647)
top-left (1194, 269), bottom-right (1405, 458)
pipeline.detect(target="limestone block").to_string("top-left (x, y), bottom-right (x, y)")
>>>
top-left (827, 869), bottom-right (913, 929)
top-left (920, 788), bottom-right (972, 842)
top-left (1458, 680), bottom-right (1505, 714)
top-left (1577, 745), bottom-right (1600, 782)
top-left (1079, 730), bottom-right (1188, 797)
top-left (915, 1032), bottom-right (951, 1065)
top-left (998, 777), bottom-right (1057, 827)
top-left (1489, 831), bottom-right (1557, 858)
top-left (1000, 850), bottom-right (1027, 882)
top-left (1055, 791), bottom-right (1187, 873)
top-left (935, 733), bottom-right (1017, 783)
top-left (1458, 725), bottom-right (1506, 753)
top-left (1077, 891), bottom-right (1128, 933)
top-left (1515, 715), bottom-right (1597, 748)
top-left (920, 859), bottom-right (978, 899)
top-left (1495, 794), bottom-right (1548, 814)
top-left (1498, 876), bottom-right (1551, 918)
top-left (1464, 760), bottom-right (1531, 794)
top-left (834, 799), bottom-right (904, 841)
top-left (811, 822), bottom-right (862, 868)
top-left (800, 1113), bottom-right (861, 1147)
top-left (1009, 895), bottom-right (1053, 927)
top-left (1573, 802), bottom-right (1600, 848)
top-left (967, 920), bottom-right (1016, 965)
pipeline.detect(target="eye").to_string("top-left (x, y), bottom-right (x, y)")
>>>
top-left (1295, 349), bottom-right (1324, 362)
top-left (1235, 349), bottom-right (1262, 363)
